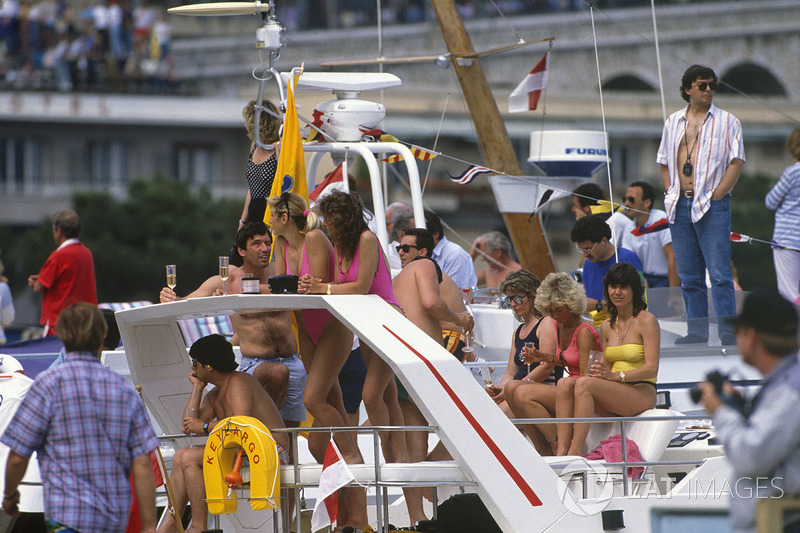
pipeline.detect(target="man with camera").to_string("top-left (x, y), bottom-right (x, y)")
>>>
top-left (699, 291), bottom-right (800, 533)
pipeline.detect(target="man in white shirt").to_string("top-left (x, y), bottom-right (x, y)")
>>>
top-left (622, 181), bottom-right (679, 289)
top-left (657, 64), bottom-right (744, 345)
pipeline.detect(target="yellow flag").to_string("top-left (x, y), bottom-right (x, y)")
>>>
top-left (264, 68), bottom-right (309, 227)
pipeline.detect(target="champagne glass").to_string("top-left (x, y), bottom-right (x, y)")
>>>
top-left (480, 363), bottom-right (493, 387)
top-left (187, 407), bottom-right (198, 447)
top-left (219, 256), bottom-right (229, 294)
top-left (524, 341), bottom-right (534, 380)
top-left (166, 264), bottom-right (177, 290)
top-left (462, 330), bottom-right (474, 356)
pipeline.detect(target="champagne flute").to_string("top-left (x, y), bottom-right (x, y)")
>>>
top-left (187, 407), bottom-right (198, 447)
top-left (524, 341), bottom-right (534, 380)
top-left (166, 264), bottom-right (177, 291)
top-left (219, 256), bottom-right (229, 294)
top-left (479, 363), bottom-right (493, 387)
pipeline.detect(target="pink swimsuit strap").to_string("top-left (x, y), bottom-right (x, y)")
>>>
top-left (339, 231), bottom-right (399, 306)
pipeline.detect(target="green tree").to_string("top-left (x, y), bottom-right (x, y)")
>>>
top-left (6, 178), bottom-right (242, 304)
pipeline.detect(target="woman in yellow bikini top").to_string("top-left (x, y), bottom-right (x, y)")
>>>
top-left (556, 261), bottom-right (660, 456)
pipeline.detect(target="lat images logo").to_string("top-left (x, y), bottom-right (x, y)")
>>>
top-left (555, 459), bottom-right (615, 516)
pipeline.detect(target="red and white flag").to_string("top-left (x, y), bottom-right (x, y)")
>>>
top-left (310, 438), bottom-right (356, 532)
top-left (508, 52), bottom-right (549, 113)
top-left (309, 163), bottom-right (347, 205)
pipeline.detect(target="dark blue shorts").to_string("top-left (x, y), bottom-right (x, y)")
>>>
top-left (338, 346), bottom-right (367, 414)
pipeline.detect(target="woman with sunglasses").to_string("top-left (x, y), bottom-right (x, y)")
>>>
top-left (506, 272), bottom-right (598, 455)
top-left (555, 262), bottom-right (659, 456)
top-left (269, 191), bottom-right (370, 529)
top-left (298, 191), bottom-right (411, 483)
top-left (489, 270), bottom-right (561, 419)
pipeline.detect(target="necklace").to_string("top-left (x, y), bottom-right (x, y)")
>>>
top-left (616, 316), bottom-right (633, 344)
top-left (682, 116), bottom-right (704, 177)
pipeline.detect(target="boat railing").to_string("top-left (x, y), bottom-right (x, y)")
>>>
top-left (154, 413), bottom-right (712, 532)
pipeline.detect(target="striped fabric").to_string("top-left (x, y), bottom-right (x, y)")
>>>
top-left (657, 103), bottom-right (745, 223)
top-left (765, 162), bottom-right (800, 250)
top-left (99, 301), bottom-right (233, 346)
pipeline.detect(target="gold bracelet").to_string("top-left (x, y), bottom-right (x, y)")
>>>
top-left (326, 283), bottom-right (331, 296)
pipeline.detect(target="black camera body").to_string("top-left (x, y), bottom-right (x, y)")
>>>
top-left (690, 370), bottom-right (727, 404)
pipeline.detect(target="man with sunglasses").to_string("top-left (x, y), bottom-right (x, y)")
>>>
top-left (570, 215), bottom-right (643, 327)
top-left (159, 222), bottom-right (307, 429)
top-left (622, 180), bottom-right (679, 289)
top-left (657, 64), bottom-right (745, 345)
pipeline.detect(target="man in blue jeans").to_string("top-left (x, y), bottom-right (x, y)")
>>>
top-left (657, 64), bottom-right (745, 345)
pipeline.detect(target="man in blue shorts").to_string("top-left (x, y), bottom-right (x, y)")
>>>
top-left (160, 222), bottom-right (307, 427)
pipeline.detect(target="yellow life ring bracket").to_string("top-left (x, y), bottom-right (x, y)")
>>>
top-left (202, 415), bottom-right (281, 514)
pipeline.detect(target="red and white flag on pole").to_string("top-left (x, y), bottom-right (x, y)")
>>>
top-left (310, 438), bottom-right (356, 532)
top-left (508, 52), bottom-right (549, 113)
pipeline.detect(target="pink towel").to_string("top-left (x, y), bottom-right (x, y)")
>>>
top-left (582, 434), bottom-right (645, 478)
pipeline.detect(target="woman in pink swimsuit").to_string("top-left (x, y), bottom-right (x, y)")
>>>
top-left (299, 190), bottom-right (410, 470)
top-left (270, 192), bottom-right (370, 529)
top-left (514, 272), bottom-right (600, 456)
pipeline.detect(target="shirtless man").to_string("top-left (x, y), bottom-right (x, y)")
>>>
top-left (159, 222), bottom-right (307, 427)
top-left (470, 231), bottom-right (522, 289)
top-left (392, 227), bottom-right (473, 524)
top-left (157, 334), bottom-right (289, 533)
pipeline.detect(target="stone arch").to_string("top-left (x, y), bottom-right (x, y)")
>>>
top-left (602, 75), bottom-right (656, 92)
top-left (719, 62), bottom-right (786, 96)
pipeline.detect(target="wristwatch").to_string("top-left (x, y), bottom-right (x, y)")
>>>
top-left (203, 422), bottom-right (210, 435)
top-left (595, 300), bottom-right (604, 313)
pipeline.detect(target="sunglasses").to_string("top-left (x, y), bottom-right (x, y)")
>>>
top-left (396, 244), bottom-right (420, 253)
top-left (693, 81), bottom-right (718, 92)
top-left (281, 192), bottom-right (291, 216)
top-left (576, 241), bottom-right (600, 255)
top-left (190, 358), bottom-right (198, 368)
top-left (622, 196), bottom-right (637, 203)
top-left (504, 295), bottom-right (526, 305)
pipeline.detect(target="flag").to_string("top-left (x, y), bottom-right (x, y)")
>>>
top-left (630, 218), bottom-right (669, 237)
top-left (383, 145), bottom-right (438, 163)
top-left (309, 163), bottom-right (347, 205)
top-left (359, 126), bottom-right (399, 143)
top-left (508, 52), bottom-right (549, 113)
top-left (310, 439), bottom-right (356, 532)
top-left (531, 186), bottom-right (570, 215)
top-left (448, 165), bottom-right (492, 185)
top-left (264, 68), bottom-right (310, 227)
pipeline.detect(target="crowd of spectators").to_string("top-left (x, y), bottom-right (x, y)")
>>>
top-left (0, 0), bottom-right (176, 93)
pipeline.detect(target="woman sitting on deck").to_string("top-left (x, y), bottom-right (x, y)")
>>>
top-left (488, 269), bottom-right (561, 418)
top-left (506, 271), bottom-right (598, 455)
top-left (555, 261), bottom-right (659, 456)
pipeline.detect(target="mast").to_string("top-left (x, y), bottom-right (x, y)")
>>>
top-left (429, 0), bottom-right (555, 280)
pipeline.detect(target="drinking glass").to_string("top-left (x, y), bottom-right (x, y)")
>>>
top-left (462, 331), bottom-right (474, 355)
top-left (186, 407), bottom-right (198, 447)
top-left (166, 264), bottom-right (177, 290)
top-left (588, 350), bottom-right (605, 376)
top-left (524, 341), bottom-right (534, 380)
top-left (479, 364), bottom-right (493, 387)
top-left (219, 256), bottom-right (229, 294)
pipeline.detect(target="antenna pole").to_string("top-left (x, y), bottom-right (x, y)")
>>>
top-left (429, 0), bottom-right (555, 278)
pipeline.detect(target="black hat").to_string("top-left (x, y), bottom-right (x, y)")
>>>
top-left (732, 291), bottom-right (798, 337)
top-left (190, 334), bottom-right (238, 372)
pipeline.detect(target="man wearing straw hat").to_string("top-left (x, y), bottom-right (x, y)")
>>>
top-left (1, 302), bottom-right (159, 533)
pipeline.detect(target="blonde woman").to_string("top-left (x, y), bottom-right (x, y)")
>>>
top-left (239, 99), bottom-right (281, 227)
top-left (556, 262), bottom-right (659, 456)
top-left (269, 192), bottom-right (369, 529)
top-left (510, 272), bottom-right (600, 455)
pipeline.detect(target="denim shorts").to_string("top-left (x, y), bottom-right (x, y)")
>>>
top-left (240, 354), bottom-right (308, 422)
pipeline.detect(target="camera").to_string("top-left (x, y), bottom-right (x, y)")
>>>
top-left (690, 370), bottom-right (727, 403)
top-left (690, 370), bottom-right (746, 411)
